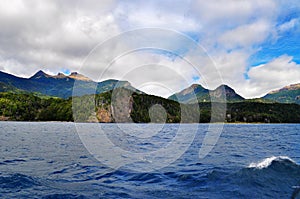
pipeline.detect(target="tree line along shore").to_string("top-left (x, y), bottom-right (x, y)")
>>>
top-left (0, 90), bottom-right (299, 123)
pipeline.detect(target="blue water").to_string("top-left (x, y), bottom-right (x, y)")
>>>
top-left (0, 122), bottom-right (300, 198)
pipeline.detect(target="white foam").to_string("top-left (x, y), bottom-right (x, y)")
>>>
top-left (248, 156), bottom-right (296, 169)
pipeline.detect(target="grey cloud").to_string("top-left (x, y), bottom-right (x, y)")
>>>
top-left (0, 0), bottom-right (298, 98)
top-left (0, 0), bottom-right (117, 76)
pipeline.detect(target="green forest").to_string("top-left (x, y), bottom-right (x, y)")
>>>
top-left (0, 92), bottom-right (73, 121)
top-left (0, 90), bottom-right (299, 123)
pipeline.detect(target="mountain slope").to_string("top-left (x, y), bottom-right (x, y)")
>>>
top-left (0, 82), bottom-right (23, 93)
top-left (169, 84), bottom-right (244, 103)
top-left (1, 89), bottom-right (300, 123)
top-left (210, 85), bottom-right (244, 102)
top-left (263, 83), bottom-right (300, 104)
top-left (168, 84), bottom-right (210, 103)
top-left (0, 70), bottom-right (140, 98)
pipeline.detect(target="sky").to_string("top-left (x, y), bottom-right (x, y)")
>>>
top-left (0, 0), bottom-right (300, 98)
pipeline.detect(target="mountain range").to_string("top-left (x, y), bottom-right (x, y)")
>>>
top-left (168, 84), bottom-right (244, 103)
top-left (0, 70), bottom-right (299, 104)
top-left (0, 70), bottom-right (139, 99)
top-left (169, 83), bottom-right (300, 105)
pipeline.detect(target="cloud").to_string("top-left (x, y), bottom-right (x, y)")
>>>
top-left (0, 0), bottom-right (299, 98)
top-left (218, 20), bottom-right (272, 49)
top-left (0, 0), bottom-right (119, 77)
top-left (243, 55), bottom-right (300, 98)
top-left (114, 0), bottom-right (200, 32)
top-left (191, 0), bottom-right (276, 26)
top-left (278, 18), bottom-right (299, 32)
top-left (78, 35), bottom-right (207, 97)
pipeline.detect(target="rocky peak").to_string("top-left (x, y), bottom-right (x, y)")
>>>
top-left (30, 70), bottom-right (51, 79)
top-left (181, 84), bottom-right (208, 95)
top-left (54, 73), bottom-right (67, 79)
top-left (211, 85), bottom-right (244, 101)
top-left (214, 84), bottom-right (235, 95)
top-left (68, 72), bottom-right (91, 81)
top-left (70, 72), bottom-right (78, 75)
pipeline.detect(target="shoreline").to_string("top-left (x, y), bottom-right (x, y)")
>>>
top-left (0, 120), bottom-right (299, 125)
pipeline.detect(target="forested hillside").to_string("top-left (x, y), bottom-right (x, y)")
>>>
top-left (1, 90), bottom-right (299, 123)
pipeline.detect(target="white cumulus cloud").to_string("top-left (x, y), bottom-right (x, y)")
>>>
top-left (244, 55), bottom-right (300, 98)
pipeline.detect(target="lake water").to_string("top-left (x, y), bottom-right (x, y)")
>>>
top-left (0, 122), bottom-right (300, 198)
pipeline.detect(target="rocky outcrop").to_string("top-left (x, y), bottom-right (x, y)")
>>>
top-left (0, 115), bottom-right (10, 121)
top-left (68, 72), bottom-right (92, 81)
top-left (96, 107), bottom-right (113, 123)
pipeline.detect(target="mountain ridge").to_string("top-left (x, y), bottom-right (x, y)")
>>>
top-left (30, 70), bottom-right (92, 81)
top-left (168, 83), bottom-right (244, 103)
top-left (268, 83), bottom-right (300, 94)
top-left (169, 83), bottom-right (300, 104)
top-left (0, 70), bottom-right (140, 99)
top-left (0, 70), bottom-right (299, 104)
top-left (0, 70), bottom-right (299, 123)
top-left (263, 83), bottom-right (300, 104)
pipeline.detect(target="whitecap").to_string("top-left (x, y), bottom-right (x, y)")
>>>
top-left (248, 156), bottom-right (296, 169)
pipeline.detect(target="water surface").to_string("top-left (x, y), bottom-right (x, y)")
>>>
top-left (0, 122), bottom-right (299, 198)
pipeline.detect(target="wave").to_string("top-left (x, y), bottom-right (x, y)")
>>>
top-left (42, 194), bottom-right (88, 199)
top-left (2, 159), bottom-right (26, 164)
top-left (248, 156), bottom-right (298, 169)
top-left (216, 156), bottom-right (300, 198)
top-left (0, 173), bottom-right (40, 189)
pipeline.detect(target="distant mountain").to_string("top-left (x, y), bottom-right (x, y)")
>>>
top-left (168, 84), bottom-right (209, 103)
top-left (210, 85), bottom-right (245, 102)
top-left (0, 70), bottom-right (140, 98)
top-left (2, 70), bottom-right (299, 105)
top-left (263, 83), bottom-right (300, 104)
top-left (168, 84), bottom-right (244, 103)
top-left (30, 70), bottom-right (53, 79)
